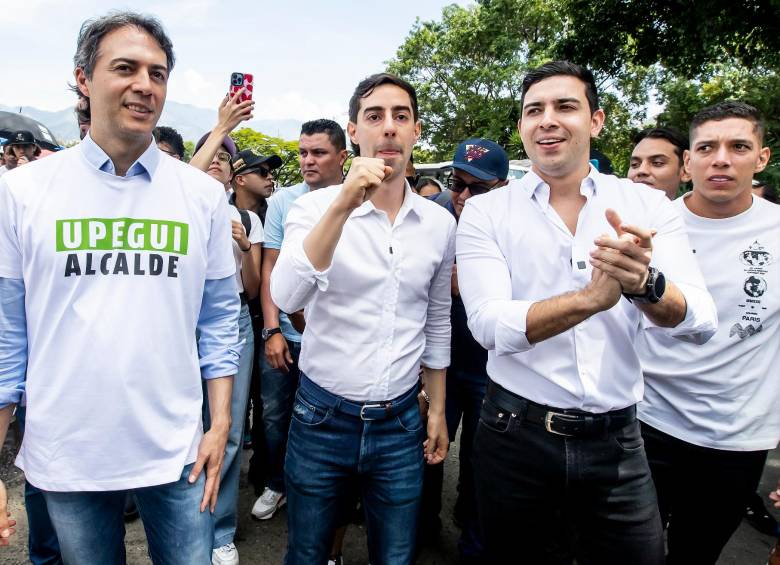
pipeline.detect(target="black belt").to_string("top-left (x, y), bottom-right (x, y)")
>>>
top-left (299, 374), bottom-right (419, 421)
top-left (239, 292), bottom-right (248, 305)
top-left (485, 380), bottom-right (636, 437)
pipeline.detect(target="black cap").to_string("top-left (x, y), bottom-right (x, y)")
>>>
top-left (7, 130), bottom-right (37, 146)
top-left (232, 149), bottom-right (283, 176)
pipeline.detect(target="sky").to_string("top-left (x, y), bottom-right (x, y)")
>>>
top-left (1, 0), bottom-right (467, 121)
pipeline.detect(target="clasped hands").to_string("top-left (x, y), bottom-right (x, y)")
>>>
top-left (585, 209), bottom-right (655, 310)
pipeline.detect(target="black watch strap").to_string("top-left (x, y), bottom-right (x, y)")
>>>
top-left (623, 267), bottom-right (666, 304)
top-left (261, 327), bottom-right (282, 341)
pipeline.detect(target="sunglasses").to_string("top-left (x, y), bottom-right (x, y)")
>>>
top-left (215, 151), bottom-right (232, 163)
top-left (252, 167), bottom-right (272, 178)
top-left (448, 176), bottom-right (501, 196)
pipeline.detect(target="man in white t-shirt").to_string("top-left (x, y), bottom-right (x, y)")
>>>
top-left (0, 13), bottom-right (240, 564)
top-left (638, 101), bottom-right (779, 564)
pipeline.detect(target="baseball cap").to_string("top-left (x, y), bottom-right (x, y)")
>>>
top-left (451, 138), bottom-right (509, 181)
top-left (232, 149), bottom-right (283, 176)
top-left (194, 132), bottom-right (237, 157)
top-left (7, 130), bottom-right (37, 146)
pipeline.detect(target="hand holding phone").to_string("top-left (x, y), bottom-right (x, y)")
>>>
top-left (229, 72), bottom-right (254, 102)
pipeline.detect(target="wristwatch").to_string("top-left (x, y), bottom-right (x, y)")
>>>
top-left (261, 327), bottom-right (282, 341)
top-left (623, 267), bottom-right (666, 304)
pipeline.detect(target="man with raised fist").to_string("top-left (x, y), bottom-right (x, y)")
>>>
top-left (271, 73), bottom-right (455, 564)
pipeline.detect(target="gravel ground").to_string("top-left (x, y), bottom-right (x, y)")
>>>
top-left (1, 421), bottom-right (777, 564)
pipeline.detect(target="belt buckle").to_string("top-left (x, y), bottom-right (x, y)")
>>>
top-left (544, 411), bottom-right (574, 436)
top-left (360, 402), bottom-right (386, 421)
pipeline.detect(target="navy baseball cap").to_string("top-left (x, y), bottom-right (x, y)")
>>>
top-left (451, 138), bottom-right (509, 181)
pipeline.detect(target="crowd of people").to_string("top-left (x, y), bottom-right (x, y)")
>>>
top-left (0, 10), bottom-right (778, 565)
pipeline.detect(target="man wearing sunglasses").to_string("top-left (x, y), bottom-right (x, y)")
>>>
top-left (232, 149), bottom-right (282, 224)
top-left (421, 138), bottom-right (508, 561)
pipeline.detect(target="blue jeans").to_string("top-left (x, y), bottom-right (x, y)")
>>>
top-left (284, 375), bottom-right (425, 565)
top-left (16, 406), bottom-right (63, 565)
top-left (42, 463), bottom-right (212, 565)
top-left (260, 338), bottom-right (300, 493)
top-left (202, 303), bottom-right (254, 548)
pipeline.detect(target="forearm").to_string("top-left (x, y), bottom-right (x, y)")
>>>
top-left (0, 405), bottom-right (13, 459)
top-left (422, 367), bottom-right (446, 417)
top-left (260, 249), bottom-right (281, 327)
top-left (525, 290), bottom-right (597, 344)
top-left (189, 126), bottom-right (230, 172)
top-left (637, 281), bottom-right (686, 328)
top-left (241, 245), bottom-right (262, 300)
top-left (206, 376), bottom-right (232, 432)
top-left (302, 198), bottom-right (352, 271)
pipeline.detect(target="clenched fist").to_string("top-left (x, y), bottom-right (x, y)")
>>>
top-left (337, 157), bottom-right (394, 211)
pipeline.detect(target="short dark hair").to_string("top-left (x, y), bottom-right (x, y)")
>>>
top-left (74, 95), bottom-right (90, 125)
top-left (154, 126), bottom-right (185, 158)
top-left (690, 101), bottom-right (766, 143)
top-left (300, 119), bottom-right (346, 152)
top-left (633, 127), bottom-right (689, 165)
top-left (348, 73), bottom-right (418, 156)
top-left (521, 61), bottom-right (599, 115)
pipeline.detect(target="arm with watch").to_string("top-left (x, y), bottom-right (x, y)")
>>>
top-left (525, 209), bottom-right (689, 345)
top-left (260, 247), bottom-right (292, 372)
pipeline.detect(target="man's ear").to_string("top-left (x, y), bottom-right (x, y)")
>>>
top-left (74, 68), bottom-right (90, 99)
top-left (755, 146), bottom-right (771, 174)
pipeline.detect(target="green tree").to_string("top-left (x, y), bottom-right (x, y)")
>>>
top-left (231, 128), bottom-right (302, 187)
top-left (387, 1), bottom-right (560, 160)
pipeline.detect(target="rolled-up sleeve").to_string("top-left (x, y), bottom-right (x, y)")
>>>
top-left (0, 278), bottom-right (26, 408)
top-left (456, 200), bottom-right (534, 355)
top-left (197, 276), bottom-right (242, 379)
top-left (422, 218), bottom-right (455, 369)
top-left (271, 196), bottom-right (331, 313)
top-left (645, 197), bottom-right (718, 343)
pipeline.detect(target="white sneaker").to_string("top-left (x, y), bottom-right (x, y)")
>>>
top-left (212, 543), bottom-right (239, 565)
top-left (251, 487), bottom-right (286, 520)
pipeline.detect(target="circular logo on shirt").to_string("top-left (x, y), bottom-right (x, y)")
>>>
top-left (743, 275), bottom-right (767, 298)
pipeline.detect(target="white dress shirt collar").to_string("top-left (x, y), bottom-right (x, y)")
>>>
top-left (522, 165), bottom-right (599, 212)
top-left (350, 180), bottom-right (422, 225)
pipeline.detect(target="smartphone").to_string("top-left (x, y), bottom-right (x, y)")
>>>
top-left (229, 72), bottom-right (253, 102)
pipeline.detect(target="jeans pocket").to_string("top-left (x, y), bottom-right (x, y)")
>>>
top-left (291, 391), bottom-right (331, 426)
top-left (395, 403), bottom-right (424, 433)
top-left (478, 398), bottom-right (511, 434)
top-left (612, 421), bottom-right (644, 452)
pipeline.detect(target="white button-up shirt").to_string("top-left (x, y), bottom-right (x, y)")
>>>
top-left (271, 183), bottom-right (455, 401)
top-left (456, 167), bottom-right (717, 412)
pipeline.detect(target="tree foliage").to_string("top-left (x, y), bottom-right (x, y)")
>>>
top-left (231, 128), bottom-right (303, 187)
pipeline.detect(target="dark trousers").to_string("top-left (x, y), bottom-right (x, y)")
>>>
top-left (473, 382), bottom-right (664, 565)
top-left (641, 422), bottom-right (769, 565)
top-left (420, 367), bottom-right (486, 558)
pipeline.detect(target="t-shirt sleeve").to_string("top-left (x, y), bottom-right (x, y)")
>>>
top-left (206, 190), bottom-right (237, 280)
top-left (248, 210), bottom-right (264, 244)
top-left (263, 194), bottom-right (284, 250)
top-left (0, 179), bottom-right (23, 279)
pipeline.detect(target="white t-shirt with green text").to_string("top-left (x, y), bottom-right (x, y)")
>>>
top-left (0, 145), bottom-right (235, 491)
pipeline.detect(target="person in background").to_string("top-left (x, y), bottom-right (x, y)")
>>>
top-left (192, 127), bottom-right (263, 565)
top-left (628, 127), bottom-right (691, 200)
top-left (0, 144), bottom-right (18, 177)
top-left (155, 125), bottom-right (185, 160)
top-left (5, 131), bottom-right (40, 167)
top-left (752, 179), bottom-right (779, 203)
top-left (415, 177), bottom-right (443, 199)
top-left (420, 137), bottom-right (509, 563)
